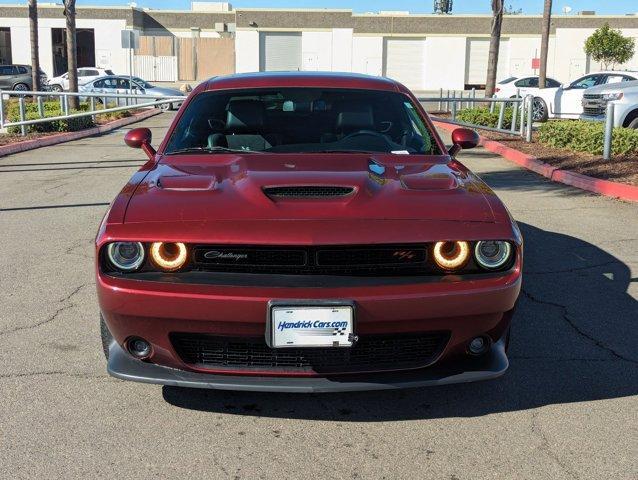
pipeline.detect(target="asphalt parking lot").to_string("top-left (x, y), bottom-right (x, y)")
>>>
top-left (1, 113), bottom-right (636, 479)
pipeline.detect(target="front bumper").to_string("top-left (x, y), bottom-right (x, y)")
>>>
top-left (107, 334), bottom-right (509, 393)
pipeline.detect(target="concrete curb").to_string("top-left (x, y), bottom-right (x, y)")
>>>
top-left (0, 109), bottom-right (161, 158)
top-left (433, 120), bottom-right (638, 202)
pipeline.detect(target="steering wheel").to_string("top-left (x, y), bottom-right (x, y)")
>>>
top-left (340, 130), bottom-right (394, 148)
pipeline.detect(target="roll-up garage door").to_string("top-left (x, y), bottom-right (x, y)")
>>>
top-left (384, 38), bottom-right (426, 91)
top-left (465, 38), bottom-right (509, 86)
top-left (260, 32), bottom-right (302, 72)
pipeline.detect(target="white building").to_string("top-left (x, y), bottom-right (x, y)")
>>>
top-left (1, 3), bottom-right (637, 89)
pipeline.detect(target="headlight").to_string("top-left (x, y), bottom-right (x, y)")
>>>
top-left (474, 241), bottom-right (512, 270)
top-left (432, 241), bottom-right (470, 270)
top-left (106, 242), bottom-right (145, 271)
top-left (602, 92), bottom-right (623, 101)
top-left (149, 242), bottom-right (188, 271)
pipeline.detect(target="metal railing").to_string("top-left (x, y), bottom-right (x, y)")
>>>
top-left (418, 93), bottom-right (535, 141)
top-left (0, 90), bottom-right (184, 135)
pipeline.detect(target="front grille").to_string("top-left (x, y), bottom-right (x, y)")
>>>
top-left (263, 185), bottom-right (354, 198)
top-left (171, 332), bottom-right (450, 374)
top-left (583, 106), bottom-right (605, 116)
top-left (583, 94), bottom-right (602, 100)
top-left (192, 244), bottom-right (429, 276)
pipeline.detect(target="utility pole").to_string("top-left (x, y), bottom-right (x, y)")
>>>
top-left (539, 0), bottom-right (552, 88)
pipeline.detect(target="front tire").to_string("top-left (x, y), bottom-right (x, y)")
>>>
top-left (50, 84), bottom-right (63, 92)
top-left (627, 118), bottom-right (638, 129)
top-left (532, 97), bottom-right (549, 122)
top-left (100, 314), bottom-right (113, 360)
top-left (13, 83), bottom-right (29, 91)
top-left (158, 100), bottom-right (171, 112)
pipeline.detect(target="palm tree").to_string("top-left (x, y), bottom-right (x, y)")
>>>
top-left (485, 0), bottom-right (504, 98)
top-left (63, 0), bottom-right (78, 109)
top-left (28, 0), bottom-right (40, 92)
top-left (538, 0), bottom-right (552, 88)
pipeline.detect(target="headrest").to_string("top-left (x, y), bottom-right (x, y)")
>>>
top-left (335, 101), bottom-right (374, 132)
top-left (226, 100), bottom-right (264, 132)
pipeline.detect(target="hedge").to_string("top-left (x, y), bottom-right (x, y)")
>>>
top-left (4, 99), bottom-right (131, 134)
top-left (538, 120), bottom-right (638, 156)
top-left (456, 106), bottom-right (515, 130)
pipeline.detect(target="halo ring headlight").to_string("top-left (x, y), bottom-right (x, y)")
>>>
top-left (106, 242), bottom-right (145, 272)
top-left (433, 241), bottom-right (470, 270)
top-left (149, 242), bottom-right (188, 271)
top-left (474, 241), bottom-right (512, 270)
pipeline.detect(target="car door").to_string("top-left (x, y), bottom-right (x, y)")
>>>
top-left (555, 74), bottom-right (605, 117)
top-left (0, 65), bottom-right (15, 89)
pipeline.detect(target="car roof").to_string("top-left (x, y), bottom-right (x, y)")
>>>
top-left (204, 71), bottom-right (402, 92)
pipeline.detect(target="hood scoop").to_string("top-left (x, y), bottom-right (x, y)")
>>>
top-left (263, 185), bottom-right (355, 199)
top-left (157, 174), bottom-right (217, 191)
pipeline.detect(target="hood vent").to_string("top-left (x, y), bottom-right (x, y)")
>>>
top-left (263, 185), bottom-right (355, 199)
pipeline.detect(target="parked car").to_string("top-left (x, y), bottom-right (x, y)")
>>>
top-left (80, 75), bottom-right (184, 110)
top-left (47, 67), bottom-right (115, 91)
top-left (97, 72), bottom-right (523, 393)
top-left (533, 70), bottom-right (638, 122)
top-left (494, 75), bottom-right (562, 99)
top-left (580, 79), bottom-right (638, 129)
top-left (0, 64), bottom-right (47, 91)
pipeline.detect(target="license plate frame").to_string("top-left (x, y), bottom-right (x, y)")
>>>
top-left (266, 300), bottom-right (356, 349)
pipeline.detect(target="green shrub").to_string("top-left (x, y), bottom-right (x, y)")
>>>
top-left (6, 99), bottom-right (94, 134)
top-left (538, 120), bottom-right (638, 156)
top-left (456, 106), bottom-right (515, 130)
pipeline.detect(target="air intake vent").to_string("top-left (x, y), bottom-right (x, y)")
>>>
top-left (263, 185), bottom-right (354, 199)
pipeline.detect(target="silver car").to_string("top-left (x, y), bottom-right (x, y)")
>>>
top-left (79, 75), bottom-right (185, 111)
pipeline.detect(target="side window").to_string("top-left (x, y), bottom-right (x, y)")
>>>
top-left (103, 78), bottom-right (117, 89)
top-left (85, 69), bottom-right (99, 76)
top-left (605, 75), bottom-right (625, 84)
top-left (570, 75), bottom-right (601, 89)
top-left (77, 69), bottom-right (86, 77)
top-left (17, 66), bottom-right (28, 74)
top-left (0, 65), bottom-right (14, 75)
top-left (547, 78), bottom-right (561, 88)
top-left (527, 77), bottom-right (539, 87)
top-left (93, 79), bottom-right (104, 88)
top-left (514, 78), bottom-right (531, 88)
top-left (116, 78), bottom-right (130, 89)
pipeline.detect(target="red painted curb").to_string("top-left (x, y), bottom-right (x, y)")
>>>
top-left (0, 109), bottom-right (161, 158)
top-left (432, 120), bottom-right (638, 202)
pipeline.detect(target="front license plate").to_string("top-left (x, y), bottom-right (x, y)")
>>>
top-left (270, 305), bottom-right (354, 348)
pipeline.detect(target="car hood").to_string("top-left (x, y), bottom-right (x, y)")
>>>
top-left (147, 86), bottom-right (184, 96)
top-left (585, 79), bottom-right (638, 94)
top-left (123, 154), bottom-right (499, 226)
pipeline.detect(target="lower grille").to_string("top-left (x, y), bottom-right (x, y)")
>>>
top-left (171, 332), bottom-right (450, 374)
top-left (583, 106), bottom-right (604, 116)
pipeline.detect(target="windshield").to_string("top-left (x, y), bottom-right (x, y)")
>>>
top-left (164, 88), bottom-right (439, 155)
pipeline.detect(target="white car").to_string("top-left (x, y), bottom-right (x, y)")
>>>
top-left (494, 75), bottom-right (562, 100)
top-left (533, 70), bottom-right (638, 122)
top-left (47, 67), bottom-right (115, 91)
top-left (580, 79), bottom-right (638, 129)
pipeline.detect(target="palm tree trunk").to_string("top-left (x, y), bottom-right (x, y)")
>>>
top-left (28, 0), bottom-right (40, 92)
top-left (538, 0), bottom-right (552, 88)
top-left (64, 0), bottom-right (78, 109)
top-left (485, 0), bottom-right (504, 98)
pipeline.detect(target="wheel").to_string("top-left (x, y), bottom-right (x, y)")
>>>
top-left (158, 100), bottom-right (171, 111)
top-left (50, 84), bottom-right (63, 92)
top-left (532, 97), bottom-right (549, 122)
top-left (13, 83), bottom-right (29, 91)
top-left (100, 314), bottom-right (113, 360)
top-left (627, 118), bottom-right (638, 129)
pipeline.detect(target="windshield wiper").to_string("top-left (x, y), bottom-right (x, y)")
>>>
top-left (165, 146), bottom-right (263, 155)
top-left (313, 149), bottom-right (381, 154)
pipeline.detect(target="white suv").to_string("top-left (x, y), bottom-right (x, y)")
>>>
top-left (534, 70), bottom-right (638, 122)
top-left (580, 79), bottom-right (638, 129)
top-left (47, 67), bottom-right (115, 91)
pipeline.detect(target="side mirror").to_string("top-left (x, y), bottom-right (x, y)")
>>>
top-left (124, 127), bottom-right (156, 160)
top-left (448, 128), bottom-right (480, 157)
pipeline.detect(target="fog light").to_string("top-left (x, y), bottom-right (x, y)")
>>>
top-left (149, 242), bottom-right (188, 271)
top-left (432, 241), bottom-right (470, 270)
top-left (468, 336), bottom-right (490, 355)
top-left (127, 337), bottom-right (152, 359)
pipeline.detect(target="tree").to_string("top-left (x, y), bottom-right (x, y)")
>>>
top-left (63, 0), bottom-right (78, 109)
top-left (538, 0), bottom-right (552, 88)
top-left (28, 0), bottom-right (40, 92)
top-left (485, 0), bottom-right (504, 98)
top-left (584, 23), bottom-right (636, 70)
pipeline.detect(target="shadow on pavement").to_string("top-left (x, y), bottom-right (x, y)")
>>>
top-left (162, 222), bottom-right (637, 420)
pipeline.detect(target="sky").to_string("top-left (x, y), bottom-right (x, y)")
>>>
top-left (3, 0), bottom-right (638, 15)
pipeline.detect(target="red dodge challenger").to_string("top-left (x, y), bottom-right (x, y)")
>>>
top-left (96, 72), bottom-right (522, 392)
